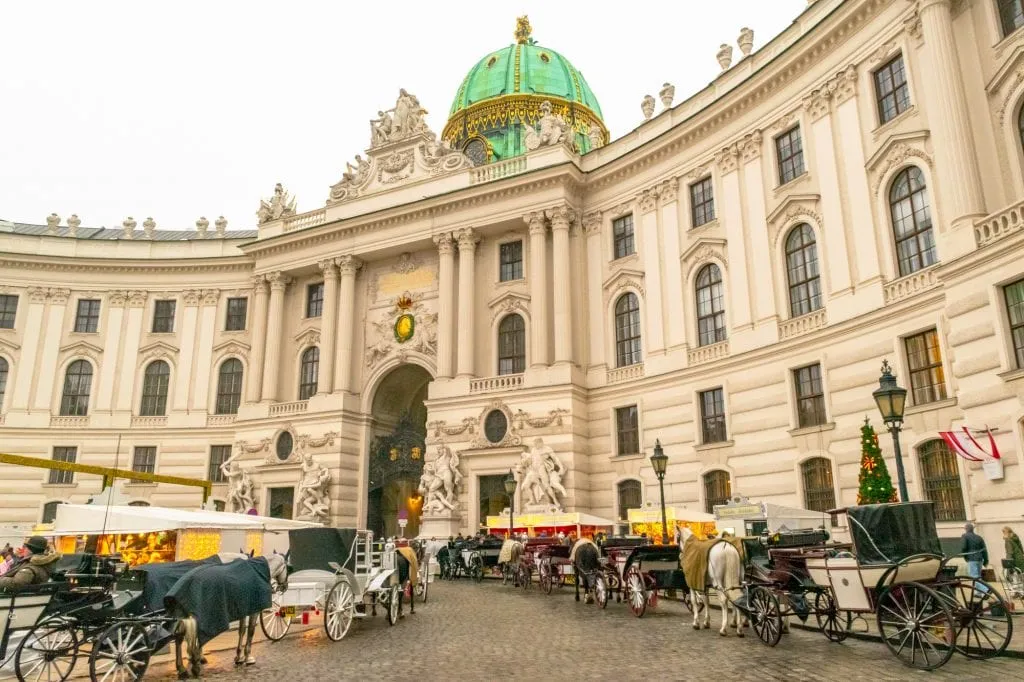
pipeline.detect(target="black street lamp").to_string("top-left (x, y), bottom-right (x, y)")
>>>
top-left (872, 360), bottom-right (910, 503)
top-left (649, 440), bottom-right (669, 544)
top-left (503, 469), bottom-right (517, 538)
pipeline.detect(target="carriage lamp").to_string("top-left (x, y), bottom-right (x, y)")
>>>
top-left (650, 440), bottom-right (669, 544)
top-left (872, 360), bottom-right (910, 503)
top-left (503, 470), bottom-right (517, 537)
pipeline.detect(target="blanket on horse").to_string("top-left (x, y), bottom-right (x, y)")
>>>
top-left (134, 555), bottom-right (223, 615)
top-left (165, 557), bottom-right (272, 646)
top-left (397, 547), bottom-right (419, 587)
top-left (569, 538), bottom-right (598, 564)
top-left (681, 537), bottom-right (745, 590)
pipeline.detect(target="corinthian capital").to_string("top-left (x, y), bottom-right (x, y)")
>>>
top-left (715, 145), bottom-right (740, 175)
top-left (582, 211), bottom-right (602, 235)
top-left (336, 255), bottom-right (362, 276)
top-left (638, 188), bottom-right (658, 214)
top-left (433, 232), bottom-right (455, 255)
top-left (182, 289), bottom-right (202, 306)
top-left (265, 271), bottom-right (292, 291)
top-left (456, 227), bottom-right (478, 251)
top-left (523, 211), bottom-right (547, 235)
top-left (319, 258), bottom-right (340, 277)
top-left (251, 274), bottom-right (268, 293)
top-left (48, 288), bottom-right (71, 305)
top-left (832, 64), bottom-right (858, 105)
top-left (545, 205), bottom-right (576, 231)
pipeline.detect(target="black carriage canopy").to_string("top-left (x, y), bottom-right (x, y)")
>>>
top-left (287, 527), bottom-right (358, 573)
top-left (843, 502), bottom-right (942, 565)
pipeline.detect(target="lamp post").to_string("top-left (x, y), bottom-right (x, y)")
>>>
top-left (872, 360), bottom-right (910, 503)
top-left (503, 469), bottom-right (517, 538)
top-left (650, 440), bottom-right (669, 544)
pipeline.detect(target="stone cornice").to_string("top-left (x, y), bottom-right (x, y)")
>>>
top-left (0, 255), bottom-right (254, 275)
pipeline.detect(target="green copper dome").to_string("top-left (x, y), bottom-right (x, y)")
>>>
top-left (442, 17), bottom-right (608, 162)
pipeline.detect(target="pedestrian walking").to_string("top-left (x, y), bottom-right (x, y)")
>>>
top-left (1004, 526), bottom-right (1024, 571)
top-left (961, 523), bottom-right (989, 579)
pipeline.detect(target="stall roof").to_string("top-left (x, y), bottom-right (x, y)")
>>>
top-left (486, 511), bottom-right (616, 528)
top-left (628, 506), bottom-right (716, 523)
top-left (52, 504), bottom-right (320, 535)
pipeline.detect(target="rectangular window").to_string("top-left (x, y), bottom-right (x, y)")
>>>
top-left (699, 388), bottom-right (727, 444)
top-left (689, 177), bottom-right (715, 228)
top-left (49, 446), bottom-right (77, 485)
top-left (775, 126), bottom-right (805, 185)
top-left (499, 241), bottom-right (524, 282)
top-left (209, 445), bottom-right (231, 483)
top-left (904, 328), bottom-right (947, 405)
top-left (152, 300), bottom-right (176, 333)
top-left (612, 214), bottom-right (635, 260)
top-left (0, 294), bottom-right (18, 329)
top-left (794, 364), bottom-right (827, 428)
top-left (225, 297), bottom-right (248, 331)
top-left (131, 446), bottom-right (156, 476)
top-left (1004, 278), bottom-right (1024, 368)
top-left (306, 283), bottom-right (324, 318)
top-left (874, 54), bottom-right (911, 125)
top-left (74, 299), bottom-right (101, 333)
top-left (1000, 0), bottom-right (1024, 37)
top-left (615, 405), bottom-right (640, 456)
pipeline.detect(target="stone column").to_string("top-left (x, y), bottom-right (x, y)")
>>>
top-left (115, 291), bottom-right (148, 412)
top-left (32, 288), bottom-right (70, 411)
top-left (318, 260), bottom-right (340, 394)
top-left (658, 180), bottom-right (686, 348)
top-left (526, 212), bottom-right (549, 368)
top-left (95, 292), bottom-right (126, 412)
top-left (191, 290), bottom-right (218, 411)
top-left (246, 276), bottom-right (269, 403)
top-left (260, 272), bottom-right (291, 402)
top-left (547, 206), bottom-right (575, 364)
top-left (456, 228), bottom-right (478, 378)
top-left (10, 288), bottom-right (48, 410)
top-left (738, 133), bottom-right (778, 325)
top-left (715, 146), bottom-right (753, 330)
top-left (638, 189), bottom-right (666, 355)
top-left (334, 256), bottom-right (361, 393)
top-left (173, 290), bottom-right (201, 412)
top-left (583, 213), bottom-right (605, 368)
top-left (434, 233), bottom-right (456, 379)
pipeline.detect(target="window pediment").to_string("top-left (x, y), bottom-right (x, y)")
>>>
top-left (58, 340), bottom-right (104, 363)
top-left (487, 290), bottom-right (531, 320)
top-left (681, 238), bottom-right (728, 281)
top-left (137, 340), bottom-right (179, 366)
top-left (602, 267), bottom-right (646, 299)
top-left (992, 47), bottom-right (1024, 124)
top-left (292, 326), bottom-right (321, 348)
top-left (766, 194), bottom-right (821, 228)
top-left (866, 131), bottom-right (932, 196)
top-left (212, 339), bottom-right (251, 357)
top-left (0, 336), bottom-right (21, 355)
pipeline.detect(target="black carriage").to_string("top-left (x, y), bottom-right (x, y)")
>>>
top-left (535, 544), bottom-right (574, 594)
top-left (460, 535), bottom-right (505, 582)
top-left (602, 540), bottom-right (691, 616)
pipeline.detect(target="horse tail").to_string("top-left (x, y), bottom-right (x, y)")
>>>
top-left (722, 542), bottom-right (742, 591)
top-left (576, 542), bottom-right (600, 573)
top-left (181, 615), bottom-right (201, 673)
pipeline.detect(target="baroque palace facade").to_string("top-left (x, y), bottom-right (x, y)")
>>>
top-left (3, 0), bottom-right (1024, 548)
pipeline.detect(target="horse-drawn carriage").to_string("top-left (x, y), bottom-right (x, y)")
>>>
top-left (601, 540), bottom-right (692, 616)
top-left (455, 535), bottom-right (504, 582)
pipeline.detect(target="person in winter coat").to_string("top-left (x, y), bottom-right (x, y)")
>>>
top-left (0, 536), bottom-right (61, 591)
top-left (960, 523), bottom-right (989, 580)
top-left (1004, 526), bottom-right (1024, 571)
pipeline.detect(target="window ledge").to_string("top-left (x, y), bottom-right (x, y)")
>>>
top-left (611, 252), bottom-right (640, 266)
top-left (69, 331), bottom-right (99, 336)
top-left (495, 278), bottom-right (526, 288)
top-left (774, 171), bottom-right (811, 197)
top-left (149, 331), bottom-right (176, 336)
top-left (610, 452), bottom-right (646, 462)
top-left (871, 105), bottom-right (917, 140)
top-left (690, 218), bottom-right (720, 232)
top-left (789, 422), bottom-right (836, 437)
top-left (222, 329), bottom-right (248, 335)
top-left (41, 483), bottom-right (78, 489)
top-left (998, 367), bottom-right (1024, 383)
top-left (695, 440), bottom-right (734, 452)
top-left (904, 397), bottom-right (958, 416)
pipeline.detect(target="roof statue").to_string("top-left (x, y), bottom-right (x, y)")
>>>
top-left (257, 183), bottom-right (297, 224)
top-left (524, 100), bottom-right (571, 151)
top-left (514, 15), bottom-right (532, 44)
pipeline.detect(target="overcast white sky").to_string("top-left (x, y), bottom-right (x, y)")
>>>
top-left (1, 1), bottom-right (806, 231)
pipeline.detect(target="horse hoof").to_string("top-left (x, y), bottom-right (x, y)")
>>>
top-left (719, 630), bottom-right (727, 637)
top-left (692, 624), bottom-right (701, 631)
top-left (736, 632), bottom-right (745, 638)
top-left (200, 657), bottom-right (208, 665)
top-left (246, 657), bottom-right (256, 666)
top-left (703, 623), bottom-right (710, 630)
top-left (177, 671), bottom-right (189, 680)
top-left (235, 659), bottom-right (244, 667)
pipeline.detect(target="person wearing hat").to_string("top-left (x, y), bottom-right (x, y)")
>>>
top-left (960, 523), bottom-right (989, 581)
top-left (0, 536), bottom-right (61, 591)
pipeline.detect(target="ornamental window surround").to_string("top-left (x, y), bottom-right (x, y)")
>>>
top-left (298, 347), bottom-right (319, 400)
top-left (499, 240), bottom-right (524, 282)
top-left (695, 263), bottom-right (726, 346)
top-left (497, 313), bottom-right (526, 375)
top-left (139, 360), bottom-right (170, 416)
top-left (614, 292), bottom-right (642, 367)
top-left (60, 359), bottom-right (93, 416)
top-left (0, 294), bottom-right (17, 329)
top-left (873, 53), bottom-right (910, 125)
top-left (225, 297), bottom-right (248, 331)
top-left (306, 282), bottom-right (324, 318)
top-left (689, 177), bottom-right (715, 228)
top-left (775, 126), bottom-right (805, 185)
top-left (152, 300), bottom-right (176, 333)
top-left (215, 358), bottom-right (243, 415)
top-left (785, 224), bottom-right (822, 318)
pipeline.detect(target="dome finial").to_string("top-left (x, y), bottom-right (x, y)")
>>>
top-left (515, 15), bottom-right (532, 44)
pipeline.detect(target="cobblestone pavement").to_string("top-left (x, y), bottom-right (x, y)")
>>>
top-left (135, 581), bottom-right (1024, 681)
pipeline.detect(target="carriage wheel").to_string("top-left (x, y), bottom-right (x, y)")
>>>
top-left (259, 591), bottom-right (293, 642)
top-left (542, 567), bottom-right (554, 595)
top-left (416, 563), bottom-right (429, 604)
top-left (386, 584), bottom-right (402, 626)
top-left (594, 574), bottom-right (609, 609)
top-left (811, 590), bottom-right (847, 643)
top-left (748, 586), bottom-right (784, 647)
top-left (876, 581), bottom-right (955, 671)
top-left (941, 577), bottom-right (1013, 660)
top-left (324, 579), bottom-right (356, 642)
top-left (15, 619), bottom-right (79, 682)
top-left (469, 554), bottom-right (484, 583)
top-left (89, 621), bottom-right (151, 682)
top-left (625, 566), bottom-right (647, 617)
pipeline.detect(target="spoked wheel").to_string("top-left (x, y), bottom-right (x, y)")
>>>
top-left (259, 590), bottom-right (293, 642)
top-left (89, 621), bottom-right (151, 682)
top-left (625, 566), bottom-right (647, 617)
top-left (416, 566), bottom-right (429, 604)
top-left (324, 579), bottom-right (356, 642)
top-left (541, 564), bottom-right (554, 595)
top-left (469, 554), bottom-right (484, 583)
top-left (814, 590), bottom-right (848, 643)
top-left (595, 574), bottom-right (609, 609)
top-left (386, 584), bottom-right (402, 626)
top-left (748, 586), bottom-right (784, 647)
top-left (940, 577), bottom-right (1013, 660)
top-left (15, 618), bottom-right (79, 682)
top-left (876, 581), bottom-right (955, 671)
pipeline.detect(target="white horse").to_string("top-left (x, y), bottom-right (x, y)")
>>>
top-left (678, 527), bottom-right (744, 637)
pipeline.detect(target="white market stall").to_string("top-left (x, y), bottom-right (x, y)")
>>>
top-left (713, 497), bottom-right (831, 536)
top-left (485, 511), bottom-right (615, 539)
top-left (51, 504), bottom-right (319, 566)
top-left (627, 506), bottom-right (718, 544)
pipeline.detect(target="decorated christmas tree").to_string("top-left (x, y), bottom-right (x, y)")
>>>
top-left (857, 417), bottom-right (897, 504)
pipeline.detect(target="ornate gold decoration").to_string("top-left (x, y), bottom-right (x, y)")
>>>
top-left (442, 94), bottom-right (607, 149)
top-left (514, 15), bottom-right (532, 45)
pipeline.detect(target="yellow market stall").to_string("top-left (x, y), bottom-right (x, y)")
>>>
top-left (485, 511), bottom-right (615, 539)
top-left (627, 506), bottom-right (718, 544)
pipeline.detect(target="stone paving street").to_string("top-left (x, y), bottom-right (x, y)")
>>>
top-left (131, 580), bottom-right (1024, 682)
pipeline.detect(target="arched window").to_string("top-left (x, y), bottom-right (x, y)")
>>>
top-left (695, 264), bottom-right (726, 346)
top-left (918, 439), bottom-right (965, 522)
top-left (801, 458), bottom-right (836, 513)
top-left (298, 347), bottom-right (319, 400)
top-left (0, 357), bottom-right (8, 410)
top-left (889, 167), bottom-right (936, 277)
top-left (703, 470), bottom-right (731, 514)
top-left (614, 293), bottom-right (642, 367)
top-left (497, 314), bottom-right (526, 375)
top-left (785, 224), bottom-right (822, 318)
top-left (215, 359), bottom-right (243, 415)
top-left (41, 501), bottom-right (62, 524)
top-left (60, 359), bottom-right (93, 416)
top-left (140, 360), bottom-right (170, 416)
top-left (617, 479), bottom-right (642, 522)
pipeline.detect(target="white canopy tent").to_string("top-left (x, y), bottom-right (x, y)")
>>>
top-left (714, 498), bottom-right (830, 534)
top-left (52, 505), bottom-right (317, 535)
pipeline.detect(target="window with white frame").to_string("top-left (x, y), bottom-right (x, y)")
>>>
top-left (612, 214), bottom-right (635, 259)
top-left (615, 405), bottom-right (640, 456)
top-left (614, 293), bottom-right (642, 367)
top-left (904, 328), bottom-right (947, 405)
top-left (499, 241), bottom-right (523, 282)
top-left (775, 126), bottom-right (805, 185)
top-left (873, 54), bottom-right (910, 125)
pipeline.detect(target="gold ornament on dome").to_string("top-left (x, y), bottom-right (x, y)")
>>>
top-left (515, 15), bottom-right (532, 44)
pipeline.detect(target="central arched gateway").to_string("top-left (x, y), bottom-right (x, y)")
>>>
top-left (366, 364), bottom-right (431, 539)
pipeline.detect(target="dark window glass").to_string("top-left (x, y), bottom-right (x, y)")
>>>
top-left (889, 167), bottom-right (936, 277)
top-left (615, 405), bottom-right (640, 456)
top-left (41, 501), bottom-right (62, 523)
top-left (690, 177), bottom-right (716, 227)
top-left (614, 293), bottom-right (642, 367)
top-left (132, 446), bottom-right (156, 476)
top-left (152, 300), bottom-right (176, 333)
top-left (874, 54), bottom-right (911, 125)
top-left (999, 0), bottom-right (1024, 37)
top-left (268, 487), bottom-right (293, 519)
top-left (0, 295), bottom-right (17, 329)
top-left (209, 445), bottom-right (231, 483)
top-left (484, 410), bottom-right (509, 444)
top-left (918, 440), bottom-right (966, 522)
top-left (215, 359), bottom-right (243, 415)
top-left (785, 224), bottom-right (822, 318)
top-left (497, 314), bottom-right (526, 375)
top-left (225, 297), bottom-right (248, 331)
top-left (775, 126), bottom-right (805, 185)
top-left (49, 447), bottom-right (76, 484)
top-left (695, 264), bottom-right (727, 346)
top-left (802, 458), bottom-right (836, 513)
top-left (276, 432), bottom-right (294, 461)
top-left (794, 363), bottom-right (827, 428)
top-left (612, 214), bottom-right (635, 259)
top-left (0, 357), bottom-right (8, 411)
top-left (299, 347), bottom-right (319, 400)
top-left (904, 329), bottom-right (947, 405)
top-left (306, 283), bottom-right (324, 318)
top-left (60, 360), bottom-right (93, 416)
top-left (499, 241), bottom-right (524, 282)
top-left (617, 480), bottom-right (643, 521)
top-left (140, 361), bottom-right (170, 416)
top-left (1004, 278), bottom-right (1024, 369)
top-left (703, 470), bottom-right (731, 514)
top-left (213, 499), bottom-right (226, 512)
top-left (699, 388), bottom-right (727, 444)
top-left (74, 299), bottom-right (101, 333)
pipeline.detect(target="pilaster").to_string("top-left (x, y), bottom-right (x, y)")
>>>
top-left (658, 180), bottom-right (686, 349)
top-left (715, 145), bottom-right (754, 340)
top-left (247, 276), bottom-right (269, 403)
top-left (526, 212), bottom-right (550, 368)
top-left (191, 290), bottom-right (218, 412)
top-left (261, 272), bottom-right (291, 402)
top-left (95, 291), bottom-right (126, 412)
top-left (638, 188), bottom-right (665, 355)
top-left (582, 212), bottom-right (605, 369)
top-left (31, 289), bottom-right (70, 411)
top-left (174, 291), bottom-right (200, 412)
top-left (434, 233), bottom-right (456, 379)
top-left (456, 228), bottom-right (479, 378)
top-left (115, 291), bottom-right (148, 414)
top-left (547, 206), bottom-right (575, 365)
top-left (335, 256), bottom-right (361, 393)
top-left (318, 260), bottom-right (340, 394)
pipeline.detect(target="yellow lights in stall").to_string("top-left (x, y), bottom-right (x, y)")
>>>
top-left (245, 531), bottom-right (263, 556)
top-left (178, 529), bottom-right (221, 561)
